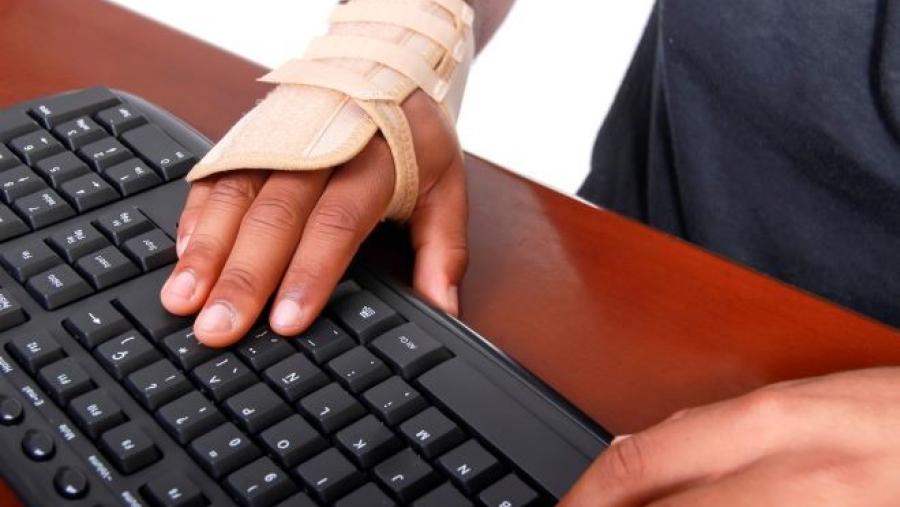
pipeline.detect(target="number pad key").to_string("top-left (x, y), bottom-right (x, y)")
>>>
top-left (59, 173), bottom-right (119, 212)
top-left (26, 264), bottom-right (93, 310)
top-left (75, 245), bottom-right (140, 289)
top-left (94, 207), bottom-right (154, 245)
top-left (78, 137), bottom-right (132, 172)
top-left (192, 353), bottom-right (256, 402)
top-left (8, 334), bottom-right (65, 374)
top-left (225, 457), bottom-right (297, 507)
top-left (0, 204), bottom-right (28, 241)
top-left (1, 239), bottom-right (63, 282)
top-left (104, 159), bottom-right (162, 196)
top-left (53, 117), bottom-right (107, 150)
top-left (120, 124), bottom-right (195, 180)
top-left (68, 390), bottom-right (126, 439)
top-left (156, 391), bottom-right (224, 445)
top-left (0, 290), bottom-right (27, 331)
top-left (0, 165), bottom-right (46, 203)
top-left (96, 105), bottom-right (147, 136)
top-left (9, 130), bottom-right (64, 165)
top-left (13, 189), bottom-right (75, 229)
top-left (125, 359), bottom-right (192, 410)
top-left (122, 229), bottom-right (176, 271)
top-left (33, 152), bottom-right (91, 188)
top-left (189, 422), bottom-right (262, 479)
top-left (94, 331), bottom-right (161, 379)
top-left (98, 421), bottom-right (160, 474)
top-left (48, 222), bottom-right (110, 263)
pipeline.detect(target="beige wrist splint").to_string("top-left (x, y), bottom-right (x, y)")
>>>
top-left (186, 0), bottom-right (476, 221)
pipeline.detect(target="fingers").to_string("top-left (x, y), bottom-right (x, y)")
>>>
top-left (176, 179), bottom-right (214, 257)
top-left (409, 152), bottom-right (468, 315)
top-left (161, 170), bottom-right (268, 316)
top-left (193, 170), bottom-right (330, 346)
top-left (269, 137), bottom-right (394, 335)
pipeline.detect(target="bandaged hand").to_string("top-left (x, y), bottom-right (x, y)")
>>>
top-left (160, 0), bottom-right (474, 346)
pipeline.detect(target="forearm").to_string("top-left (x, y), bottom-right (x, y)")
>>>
top-left (468, 0), bottom-right (515, 53)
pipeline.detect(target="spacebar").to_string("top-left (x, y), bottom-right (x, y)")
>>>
top-left (417, 358), bottom-right (591, 498)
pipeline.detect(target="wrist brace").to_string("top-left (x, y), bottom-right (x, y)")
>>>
top-left (185, 0), bottom-right (475, 221)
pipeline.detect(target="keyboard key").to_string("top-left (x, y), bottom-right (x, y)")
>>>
top-left (10, 130), bottom-right (65, 165)
top-left (1, 239), bottom-right (63, 282)
top-left (59, 172), bottom-right (119, 212)
top-left (116, 279), bottom-right (192, 341)
top-left (294, 318), bottom-right (355, 364)
top-left (104, 158), bottom-right (162, 196)
top-left (478, 475), bottom-right (539, 507)
top-left (331, 290), bottom-right (403, 342)
top-left (48, 222), bottom-right (110, 263)
top-left (37, 357), bottom-right (94, 405)
top-left (14, 189), bottom-right (75, 229)
top-left (0, 165), bottom-right (46, 203)
top-left (189, 422), bottom-right (262, 479)
top-left (63, 304), bottom-right (131, 349)
top-left (156, 391), bottom-right (224, 445)
top-left (0, 109), bottom-right (38, 142)
top-left (327, 346), bottom-right (391, 394)
top-left (274, 492), bottom-right (318, 507)
top-left (94, 331), bottom-right (161, 379)
top-left (418, 358), bottom-right (590, 498)
top-left (162, 327), bottom-right (218, 371)
top-left (237, 326), bottom-right (294, 371)
top-left (98, 421), bottom-right (160, 474)
top-left (53, 116), bottom-right (107, 150)
top-left (78, 136), bottom-right (133, 172)
top-left (125, 359), bottom-right (192, 410)
top-left (371, 323), bottom-right (451, 379)
top-left (192, 353), bottom-right (256, 402)
top-left (122, 229), bottom-right (176, 271)
top-left (94, 207), bottom-right (155, 245)
top-left (68, 389), bottom-right (126, 439)
top-left (121, 124), bottom-right (195, 180)
top-left (28, 87), bottom-right (120, 129)
top-left (33, 151), bottom-right (91, 187)
top-left (363, 376), bottom-right (428, 426)
top-left (399, 407), bottom-right (465, 459)
top-left (0, 290), bottom-right (28, 331)
top-left (373, 448), bottom-right (440, 503)
top-left (8, 334), bottom-right (65, 374)
top-left (258, 414), bottom-right (327, 469)
top-left (141, 475), bottom-right (206, 507)
top-left (336, 415), bottom-right (403, 468)
top-left (26, 264), bottom-right (93, 310)
top-left (225, 457), bottom-right (297, 507)
top-left (298, 383), bottom-right (366, 434)
top-left (262, 354), bottom-right (329, 402)
top-left (0, 204), bottom-right (28, 241)
top-left (294, 448), bottom-right (364, 504)
top-left (223, 383), bottom-right (292, 434)
top-left (437, 440), bottom-right (504, 494)
top-left (0, 145), bottom-right (20, 171)
top-left (335, 483), bottom-right (396, 507)
top-left (75, 246), bottom-right (140, 289)
top-left (412, 483), bottom-right (472, 507)
top-left (96, 104), bottom-right (147, 136)
top-left (330, 279), bottom-right (361, 303)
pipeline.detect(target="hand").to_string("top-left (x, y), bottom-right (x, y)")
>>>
top-left (160, 90), bottom-right (468, 346)
top-left (561, 367), bottom-right (900, 506)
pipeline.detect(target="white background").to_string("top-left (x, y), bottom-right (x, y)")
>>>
top-left (108, 1), bottom-right (654, 194)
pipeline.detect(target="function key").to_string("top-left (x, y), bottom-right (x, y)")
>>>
top-left (26, 264), bottom-right (93, 310)
top-left (371, 323), bottom-right (451, 379)
top-left (9, 130), bottom-right (64, 165)
top-left (225, 457), bottom-right (297, 507)
top-left (53, 467), bottom-right (90, 500)
top-left (120, 124), bottom-right (195, 181)
top-left (8, 334), bottom-right (65, 374)
top-left (237, 326), bottom-right (295, 371)
top-left (223, 383), bottom-right (292, 434)
top-left (1, 239), bottom-right (63, 282)
top-left (77, 137), bottom-right (133, 172)
top-left (59, 173), bottom-right (119, 212)
top-left (293, 448), bottom-right (364, 504)
top-left (0, 109), bottom-right (38, 143)
top-left (104, 158), bottom-right (163, 196)
top-left (94, 207), bottom-right (154, 245)
top-left (48, 222), bottom-right (110, 263)
top-left (33, 151), bottom-right (91, 188)
top-left (156, 391), bottom-right (224, 445)
top-left (37, 357), bottom-right (95, 405)
top-left (362, 376), bottom-right (427, 426)
top-left (0, 204), bottom-right (29, 241)
top-left (0, 396), bottom-right (24, 426)
top-left (98, 421), bottom-right (160, 474)
top-left (115, 278), bottom-right (192, 341)
top-left (68, 389), bottom-right (127, 439)
top-left (189, 422), bottom-right (262, 479)
top-left (373, 448), bottom-right (440, 503)
top-left (330, 290), bottom-right (403, 342)
top-left (258, 414), bottom-right (327, 469)
top-left (124, 359), bottom-right (192, 411)
top-left (161, 327), bottom-right (218, 371)
top-left (13, 189), bottom-right (76, 229)
top-left (28, 87), bottom-right (120, 129)
top-left (0, 289), bottom-right (28, 331)
top-left (398, 407), bottom-right (465, 459)
top-left (53, 116), bottom-right (107, 150)
top-left (191, 353), bottom-right (256, 402)
top-left (141, 475), bottom-right (206, 507)
top-left (298, 383), bottom-right (366, 434)
top-left (94, 331), bottom-right (161, 379)
top-left (293, 318), bottom-right (355, 364)
top-left (96, 104), bottom-right (147, 136)
top-left (63, 304), bottom-right (131, 349)
top-left (478, 475), bottom-right (540, 507)
top-left (74, 245), bottom-right (140, 289)
top-left (122, 229), bottom-right (176, 271)
top-left (0, 145), bottom-right (21, 171)
top-left (0, 165), bottom-right (47, 203)
top-left (262, 353), bottom-right (329, 403)
top-left (327, 346), bottom-right (391, 394)
top-left (437, 440), bottom-right (504, 494)
top-left (22, 428), bottom-right (56, 461)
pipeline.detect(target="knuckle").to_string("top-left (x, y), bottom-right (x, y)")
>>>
top-left (181, 233), bottom-right (226, 262)
top-left (605, 433), bottom-right (650, 483)
top-left (740, 389), bottom-right (792, 424)
top-left (208, 174), bottom-right (260, 207)
top-left (217, 264), bottom-right (261, 296)
top-left (244, 194), bottom-right (303, 233)
top-left (309, 199), bottom-right (364, 241)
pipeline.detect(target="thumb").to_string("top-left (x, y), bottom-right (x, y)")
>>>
top-left (409, 153), bottom-right (468, 316)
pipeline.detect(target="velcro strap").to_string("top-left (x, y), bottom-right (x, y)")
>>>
top-left (330, 3), bottom-right (459, 56)
top-left (305, 34), bottom-right (450, 102)
top-left (258, 60), bottom-right (403, 101)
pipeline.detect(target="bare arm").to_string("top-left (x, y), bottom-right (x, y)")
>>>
top-left (469, 0), bottom-right (516, 53)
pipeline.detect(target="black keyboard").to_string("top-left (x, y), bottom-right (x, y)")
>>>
top-left (0, 88), bottom-right (609, 507)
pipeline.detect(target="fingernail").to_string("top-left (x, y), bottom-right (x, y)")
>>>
top-left (272, 298), bottom-right (303, 330)
top-left (163, 270), bottom-right (196, 302)
top-left (176, 232), bottom-right (191, 257)
top-left (611, 434), bottom-right (632, 446)
top-left (196, 302), bottom-right (235, 335)
top-left (446, 285), bottom-right (459, 314)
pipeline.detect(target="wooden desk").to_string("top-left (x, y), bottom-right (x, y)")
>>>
top-left (1, 0), bottom-right (898, 503)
